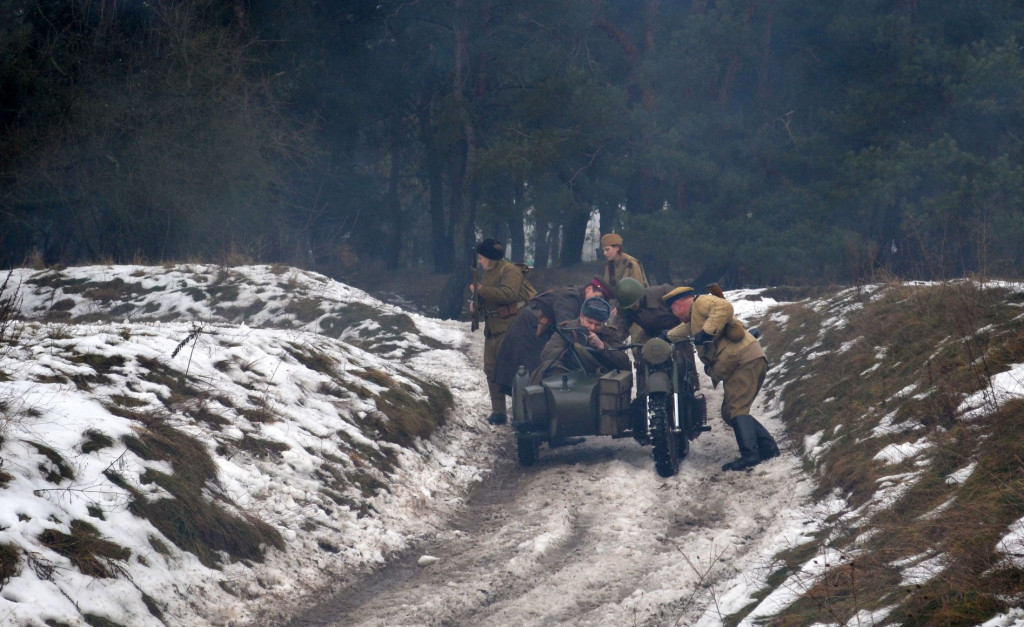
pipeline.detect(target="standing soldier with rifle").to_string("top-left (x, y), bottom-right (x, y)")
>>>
top-left (468, 238), bottom-right (535, 425)
top-left (664, 286), bottom-right (780, 471)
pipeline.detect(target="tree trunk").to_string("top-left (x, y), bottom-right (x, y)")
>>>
top-left (548, 224), bottom-right (561, 268)
top-left (534, 221), bottom-right (551, 270)
top-left (386, 121), bottom-right (403, 270)
top-left (509, 181), bottom-right (526, 264)
top-left (559, 206), bottom-right (591, 267)
top-left (418, 94), bottom-right (452, 274)
top-left (439, 132), bottom-right (472, 320)
top-left (439, 7), bottom-right (478, 320)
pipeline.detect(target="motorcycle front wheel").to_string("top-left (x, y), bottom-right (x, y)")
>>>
top-left (648, 393), bottom-right (680, 478)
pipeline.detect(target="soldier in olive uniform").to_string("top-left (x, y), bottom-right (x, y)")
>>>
top-left (608, 277), bottom-right (684, 398)
top-left (530, 297), bottom-right (629, 384)
top-left (493, 277), bottom-right (613, 395)
top-left (664, 286), bottom-right (780, 471)
top-left (601, 233), bottom-right (648, 290)
top-left (469, 238), bottom-right (535, 425)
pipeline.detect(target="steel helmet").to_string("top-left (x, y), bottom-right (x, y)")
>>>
top-left (615, 277), bottom-right (644, 309)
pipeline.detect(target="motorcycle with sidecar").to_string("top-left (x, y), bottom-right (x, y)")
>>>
top-left (510, 333), bottom-right (710, 477)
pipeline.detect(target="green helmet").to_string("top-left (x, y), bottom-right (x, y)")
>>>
top-left (615, 277), bottom-right (644, 309)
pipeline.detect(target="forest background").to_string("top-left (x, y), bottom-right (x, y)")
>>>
top-left (3, 0), bottom-right (1024, 317)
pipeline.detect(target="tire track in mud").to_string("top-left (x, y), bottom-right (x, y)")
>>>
top-left (280, 382), bottom-right (807, 627)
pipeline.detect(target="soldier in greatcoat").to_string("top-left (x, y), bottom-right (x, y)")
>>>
top-left (664, 286), bottom-right (780, 471)
top-left (469, 238), bottom-right (535, 425)
top-left (529, 297), bottom-right (630, 384)
top-left (493, 277), bottom-right (613, 395)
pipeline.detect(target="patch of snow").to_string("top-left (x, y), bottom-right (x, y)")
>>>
top-left (996, 516), bottom-right (1024, 569)
top-left (958, 363), bottom-right (1024, 420)
top-left (946, 462), bottom-right (977, 485)
top-left (874, 438), bottom-right (931, 465)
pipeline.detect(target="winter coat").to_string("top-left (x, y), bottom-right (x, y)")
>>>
top-left (494, 286), bottom-right (588, 393)
top-left (604, 252), bottom-right (648, 290)
top-left (476, 259), bottom-right (532, 336)
top-left (683, 294), bottom-right (766, 384)
top-left (608, 284), bottom-right (678, 344)
top-left (530, 319), bottom-right (630, 384)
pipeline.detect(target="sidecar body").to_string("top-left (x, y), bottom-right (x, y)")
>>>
top-left (510, 365), bottom-right (634, 466)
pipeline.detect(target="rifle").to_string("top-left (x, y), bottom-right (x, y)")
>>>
top-left (470, 250), bottom-right (482, 332)
top-left (705, 282), bottom-right (725, 298)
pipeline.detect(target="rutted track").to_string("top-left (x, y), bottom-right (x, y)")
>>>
top-left (279, 395), bottom-right (810, 627)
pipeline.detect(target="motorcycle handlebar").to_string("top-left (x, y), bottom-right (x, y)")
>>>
top-left (610, 337), bottom-right (694, 352)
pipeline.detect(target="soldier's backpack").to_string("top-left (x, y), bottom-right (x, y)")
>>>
top-left (516, 263), bottom-right (537, 302)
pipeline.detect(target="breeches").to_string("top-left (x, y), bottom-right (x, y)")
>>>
top-left (484, 330), bottom-right (508, 413)
top-left (721, 357), bottom-right (767, 425)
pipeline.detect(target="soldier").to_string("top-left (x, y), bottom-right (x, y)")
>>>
top-left (663, 286), bottom-right (780, 471)
top-left (530, 297), bottom-right (629, 383)
top-left (609, 277), bottom-right (681, 396)
top-left (494, 277), bottom-right (614, 395)
top-left (601, 233), bottom-right (648, 290)
top-left (469, 238), bottom-right (536, 425)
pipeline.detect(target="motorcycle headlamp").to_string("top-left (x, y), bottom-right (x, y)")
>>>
top-left (642, 338), bottom-right (672, 365)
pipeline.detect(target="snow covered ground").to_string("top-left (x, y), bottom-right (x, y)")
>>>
top-left (0, 265), bottom-right (1021, 626)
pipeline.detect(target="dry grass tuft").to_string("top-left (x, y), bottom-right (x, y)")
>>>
top-left (353, 368), bottom-right (454, 448)
top-left (116, 414), bottom-right (283, 567)
top-left (0, 542), bottom-right (20, 586)
top-left (38, 519), bottom-right (131, 578)
top-left (29, 442), bottom-right (75, 483)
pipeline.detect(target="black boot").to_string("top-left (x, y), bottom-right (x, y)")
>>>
top-left (753, 419), bottom-right (780, 461)
top-left (486, 413), bottom-right (507, 425)
top-left (722, 415), bottom-right (761, 471)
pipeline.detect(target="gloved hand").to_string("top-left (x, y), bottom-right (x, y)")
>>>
top-left (693, 330), bottom-right (714, 346)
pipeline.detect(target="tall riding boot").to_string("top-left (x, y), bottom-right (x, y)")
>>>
top-left (752, 418), bottom-right (780, 461)
top-left (487, 381), bottom-right (507, 425)
top-left (722, 415), bottom-right (761, 472)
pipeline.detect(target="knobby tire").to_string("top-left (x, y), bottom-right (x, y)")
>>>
top-left (649, 394), bottom-right (680, 478)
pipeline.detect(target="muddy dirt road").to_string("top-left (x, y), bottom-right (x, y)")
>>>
top-left (280, 385), bottom-right (811, 627)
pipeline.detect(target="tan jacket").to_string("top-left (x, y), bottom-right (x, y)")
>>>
top-left (675, 294), bottom-right (765, 383)
top-left (604, 252), bottom-right (648, 289)
top-left (477, 259), bottom-right (528, 335)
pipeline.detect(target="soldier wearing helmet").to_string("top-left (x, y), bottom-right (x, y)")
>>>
top-left (609, 277), bottom-right (683, 396)
top-left (609, 278), bottom-right (679, 345)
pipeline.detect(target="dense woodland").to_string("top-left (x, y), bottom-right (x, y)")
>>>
top-left (3, 0), bottom-right (1024, 316)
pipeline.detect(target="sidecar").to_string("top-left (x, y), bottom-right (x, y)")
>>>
top-left (509, 337), bottom-right (709, 477)
top-left (509, 362), bottom-right (635, 467)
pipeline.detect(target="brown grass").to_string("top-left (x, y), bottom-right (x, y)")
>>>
top-left (352, 368), bottom-right (454, 448)
top-left (750, 281), bottom-right (1024, 626)
top-left (0, 543), bottom-right (19, 586)
top-left (38, 519), bottom-right (131, 579)
top-left (117, 414), bottom-right (283, 567)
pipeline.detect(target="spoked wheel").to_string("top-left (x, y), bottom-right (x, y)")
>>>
top-left (649, 393), bottom-right (680, 478)
top-left (516, 436), bottom-right (540, 466)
